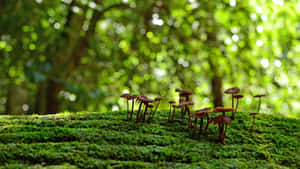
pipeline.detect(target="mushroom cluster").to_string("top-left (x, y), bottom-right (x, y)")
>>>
top-left (120, 93), bottom-right (163, 123)
top-left (119, 87), bottom-right (267, 145)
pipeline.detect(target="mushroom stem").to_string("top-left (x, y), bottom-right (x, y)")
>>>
top-left (251, 115), bottom-right (256, 132)
top-left (204, 113), bottom-right (210, 130)
top-left (130, 99), bottom-right (135, 120)
top-left (168, 104), bottom-right (172, 122)
top-left (136, 101), bottom-right (143, 123)
top-left (142, 104), bottom-right (149, 122)
top-left (233, 98), bottom-right (239, 120)
top-left (232, 94), bottom-right (234, 109)
top-left (171, 106), bottom-right (176, 122)
top-left (152, 101), bottom-right (160, 119)
top-left (187, 106), bottom-right (192, 128)
top-left (258, 98), bottom-right (261, 113)
top-left (199, 117), bottom-right (204, 134)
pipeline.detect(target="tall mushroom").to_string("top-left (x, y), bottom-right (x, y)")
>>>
top-left (224, 87), bottom-right (240, 120)
top-left (233, 94), bottom-right (244, 120)
top-left (120, 93), bottom-right (131, 120)
top-left (129, 95), bottom-right (138, 120)
top-left (168, 101), bottom-right (175, 122)
top-left (192, 107), bottom-right (211, 134)
top-left (136, 95), bottom-right (146, 123)
top-left (180, 101), bottom-right (194, 128)
top-left (253, 94), bottom-right (266, 113)
top-left (220, 116), bottom-right (232, 145)
top-left (179, 89), bottom-right (193, 118)
top-left (141, 98), bottom-right (154, 122)
top-left (152, 97), bottom-right (163, 118)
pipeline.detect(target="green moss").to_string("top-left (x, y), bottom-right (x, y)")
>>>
top-left (0, 111), bottom-right (298, 168)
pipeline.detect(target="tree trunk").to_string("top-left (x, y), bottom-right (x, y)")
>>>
top-left (6, 83), bottom-right (29, 115)
top-left (212, 75), bottom-right (223, 107)
top-left (35, 82), bottom-right (47, 114)
top-left (46, 80), bottom-right (62, 114)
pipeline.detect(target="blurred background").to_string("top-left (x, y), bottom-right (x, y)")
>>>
top-left (0, 0), bottom-right (299, 118)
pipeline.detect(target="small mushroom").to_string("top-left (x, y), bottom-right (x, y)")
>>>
top-left (180, 101), bottom-right (194, 128)
top-left (253, 94), bottom-right (266, 113)
top-left (141, 98), bottom-right (154, 122)
top-left (192, 107), bottom-right (211, 134)
top-left (136, 95), bottom-right (146, 123)
top-left (152, 97), bottom-right (163, 118)
top-left (219, 116), bottom-right (232, 145)
top-left (147, 104), bottom-right (155, 122)
top-left (224, 87), bottom-right (240, 117)
top-left (179, 90), bottom-right (194, 118)
top-left (120, 93), bottom-right (131, 120)
top-left (168, 101), bottom-right (176, 122)
top-left (171, 104), bottom-right (185, 122)
top-left (232, 94), bottom-right (244, 120)
top-left (129, 95), bottom-right (138, 120)
top-left (249, 112), bottom-right (258, 132)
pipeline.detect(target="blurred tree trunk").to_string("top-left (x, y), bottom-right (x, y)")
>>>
top-left (211, 75), bottom-right (223, 107)
top-left (35, 2), bottom-right (131, 114)
top-left (6, 83), bottom-right (29, 115)
top-left (35, 82), bottom-right (47, 114)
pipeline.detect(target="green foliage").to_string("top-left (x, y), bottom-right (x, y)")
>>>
top-left (0, 111), bottom-right (298, 168)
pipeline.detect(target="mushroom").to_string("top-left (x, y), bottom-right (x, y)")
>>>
top-left (219, 116), bottom-right (232, 145)
top-left (120, 93), bottom-right (131, 120)
top-left (152, 97), bottom-right (163, 119)
top-left (171, 104), bottom-right (185, 122)
top-left (192, 107), bottom-right (211, 134)
top-left (136, 95), bottom-right (146, 123)
top-left (224, 87), bottom-right (240, 119)
top-left (168, 101), bottom-right (175, 122)
top-left (129, 95), bottom-right (138, 120)
top-left (179, 89), bottom-right (194, 118)
top-left (213, 107), bottom-right (235, 116)
top-left (141, 98), bottom-right (154, 122)
top-left (180, 101), bottom-right (194, 128)
top-left (147, 104), bottom-right (155, 122)
top-left (249, 112), bottom-right (258, 132)
top-left (253, 94), bottom-right (266, 113)
top-left (232, 94), bottom-right (244, 120)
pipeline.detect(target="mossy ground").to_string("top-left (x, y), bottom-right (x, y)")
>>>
top-left (0, 111), bottom-right (299, 169)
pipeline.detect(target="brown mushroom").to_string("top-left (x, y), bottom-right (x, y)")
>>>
top-left (168, 101), bottom-right (176, 122)
top-left (147, 104), bottom-right (155, 122)
top-left (192, 107), bottom-right (212, 134)
top-left (232, 94), bottom-right (244, 120)
top-left (180, 101), bottom-right (194, 128)
top-left (141, 98), bottom-right (154, 122)
top-left (171, 104), bottom-right (185, 122)
top-left (129, 95), bottom-right (138, 120)
top-left (219, 116), bottom-right (232, 145)
top-left (136, 95), bottom-right (146, 123)
top-left (120, 93), bottom-right (131, 120)
top-left (213, 107), bottom-right (235, 116)
top-left (249, 112), bottom-right (258, 132)
top-left (152, 97), bottom-right (163, 119)
top-left (224, 87), bottom-right (240, 117)
top-left (254, 94), bottom-right (266, 113)
top-left (179, 90), bottom-right (194, 118)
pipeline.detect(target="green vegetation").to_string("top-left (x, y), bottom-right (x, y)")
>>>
top-left (0, 111), bottom-right (299, 168)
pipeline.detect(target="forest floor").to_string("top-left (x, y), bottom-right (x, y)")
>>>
top-left (0, 111), bottom-right (299, 169)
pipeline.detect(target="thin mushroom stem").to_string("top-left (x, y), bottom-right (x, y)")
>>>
top-left (152, 101), bottom-right (161, 119)
top-left (136, 101), bottom-right (143, 123)
top-left (130, 99), bottom-right (135, 120)
top-left (143, 104), bottom-right (149, 122)
top-left (233, 98), bottom-right (239, 119)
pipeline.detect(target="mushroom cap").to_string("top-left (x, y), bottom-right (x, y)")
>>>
top-left (224, 87), bottom-right (240, 94)
top-left (120, 93), bottom-right (130, 98)
top-left (191, 113), bottom-right (204, 118)
top-left (144, 98), bottom-right (154, 103)
top-left (180, 101), bottom-right (194, 106)
top-left (174, 104), bottom-right (185, 108)
top-left (221, 116), bottom-right (232, 125)
top-left (233, 94), bottom-right (244, 99)
top-left (155, 97), bottom-right (163, 101)
top-left (213, 107), bottom-right (235, 113)
top-left (131, 95), bottom-right (139, 99)
top-left (254, 94), bottom-right (266, 98)
top-left (249, 112), bottom-right (258, 116)
top-left (180, 89), bottom-right (194, 96)
top-left (195, 107), bottom-right (211, 113)
top-left (168, 101), bottom-right (176, 104)
top-left (175, 88), bottom-right (182, 92)
top-left (148, 104), bottom-right (154, 108)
